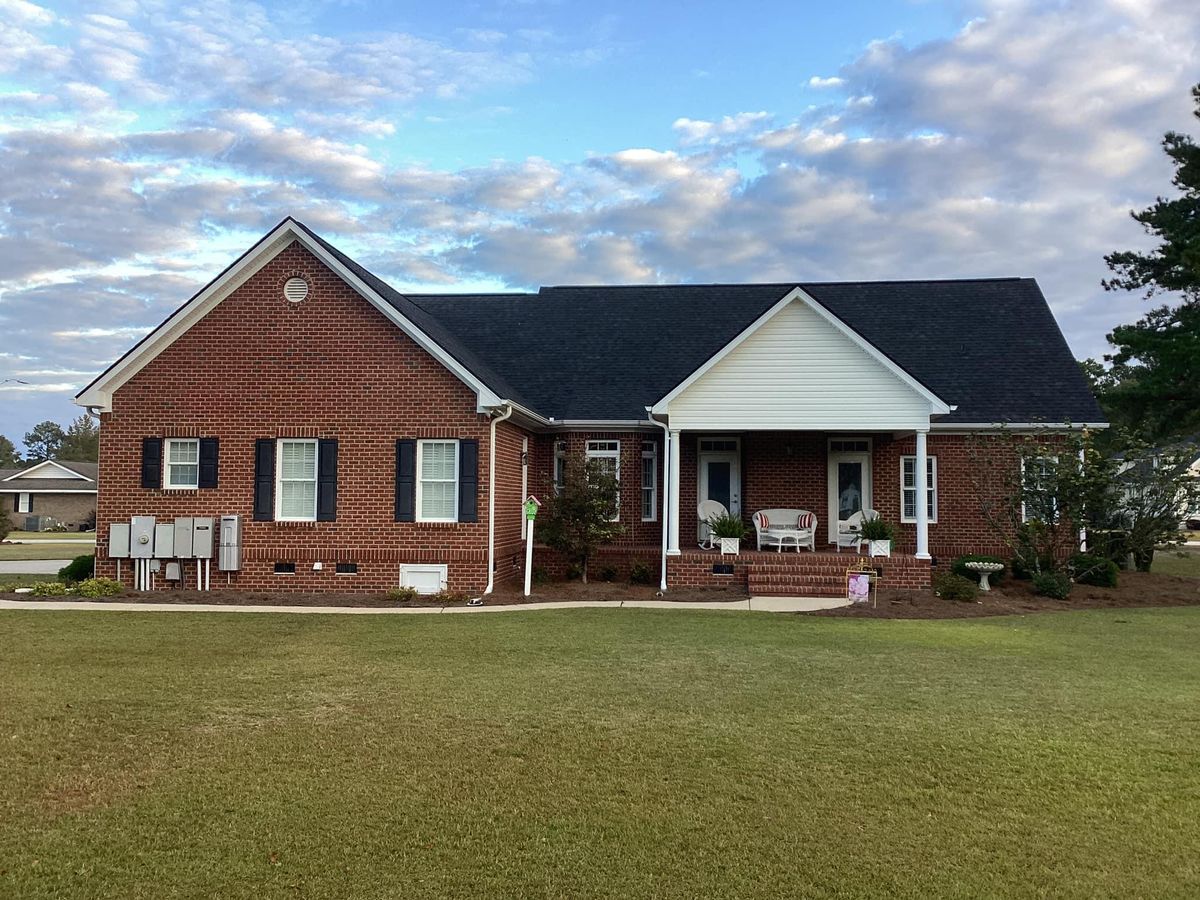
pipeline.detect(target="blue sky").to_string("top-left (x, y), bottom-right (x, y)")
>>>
top-left (1, 0), bottom-right (1197, 450)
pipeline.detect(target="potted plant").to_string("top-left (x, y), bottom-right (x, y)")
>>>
top-left (708, 513), bottom-right (747, 555)
top-left (858, 516), bottom-right (896, 557)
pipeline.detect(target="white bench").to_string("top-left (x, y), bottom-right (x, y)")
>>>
top-left (752, 509), bottom-right (817, 552)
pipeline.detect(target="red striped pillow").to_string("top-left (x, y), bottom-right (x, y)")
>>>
top-left (757, 513), bottom-right (770, 529)
top-left (797, 512), bottom-right (814, 529)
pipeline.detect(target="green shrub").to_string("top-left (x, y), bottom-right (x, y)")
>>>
top-left (629, 560), bottom-right (653, 585)
top-left (430, 590), bottom-right (470, 605)
top-left (565, 563), bottom-right (582, 581)
top-left (0, 515), bottom-right (10, 542)
top-left (31, 581), bottom-right (68, 596)
top-left (531, 566), bottom-right (548, 586)
top-left (57, 554), bottom-right (95, 583)
top-left (707, 513), bottom-right (747, 540)
top-left (74, 578), bottom-right (124, 598)
top-left (950, 554), bottom-right (1007, 584)
top-left (859, 517), bottom-right (896, 542)
top-left (598, 565), bottom-right (618, 582)
top-left (1011, 523), bottom-right (1055, 579)
top-left (1032, 570), bottom-right (1072, 600)
top-left (1068, 553), bottom-right (1119, 588)
top-left (385, 586), bottom-right (419, 603)
top-left (933, 572), bottom-right (978, 602)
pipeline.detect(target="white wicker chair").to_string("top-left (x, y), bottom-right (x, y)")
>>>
top-left (836, 508), bottom-right (879, 553)
top-left (697, 499), bottom-right (729, 549)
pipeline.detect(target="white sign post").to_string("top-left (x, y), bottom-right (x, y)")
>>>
top-left (523, 495), bottom-right (541, 597)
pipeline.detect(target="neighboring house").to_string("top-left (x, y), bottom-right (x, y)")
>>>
top-left (75, 218), bottom-right (1105, 595)
top-left (1, 460), bottom-right (98, 531)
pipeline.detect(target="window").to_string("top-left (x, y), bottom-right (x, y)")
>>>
top-left (1023, 456), bottom-right (1059, 523)
top-left (335, 562), bottom-right (358, 575)
top-left (900, 456), bottom-right (938, 523)
top-left (276, 439), bottom-right (318, 521)
top-left (164, 438), bottom-right (199, 489)
top-left (586, 440), bottom-right (620, 521)
top-left (16, 492), bottom-right (31, 513)
top-left (552, 440), bottom-right (567, 495)
top-left (641, 440), bottom-right (657, 521)
top-left (699, 439), bottom-right (738, 452)
top-left (274, 561), bottom-right (296, 575)
top-left (830, 439), bottom-right (870, 453)
top-left (417, 440), bottom-right (458, 522)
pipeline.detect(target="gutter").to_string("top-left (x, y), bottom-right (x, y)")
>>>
top-left (646, 408), bottom-right (670, 593)
top-left (482, 403), bottom-right (514, 596)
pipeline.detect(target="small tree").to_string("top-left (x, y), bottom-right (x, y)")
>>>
top-left (59, 415), bottom-right (99, 461)
top-left (22, 420), bottom-right (65, 461)
top-left (0, 435), bottom-right (20, 468)
top-left (1106, 438), bottom-right (1200, 571)
top-left (537, 455), bottom-right (623, 583)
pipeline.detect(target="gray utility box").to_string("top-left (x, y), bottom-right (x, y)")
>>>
top-left (192, 517), bottom-right (214, 560)
top-left (108, 523), bottom-right (131, 559)
top-left (153, 523), bottom-right (175, 559)
top-left (130, 516), bottom-right (156, 559)
top-left (218, 515), bottom-right (241, 571)
top-left (173, 517), bottom-right (194, 558)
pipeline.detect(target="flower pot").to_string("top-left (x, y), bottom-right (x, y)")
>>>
top-left (868, 539), bottom-right (892, 558)
top-left (719, 537), bottom-right (741, 555)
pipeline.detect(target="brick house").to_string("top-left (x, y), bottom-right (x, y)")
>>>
top-left (1, 460), bottom-right (97, 532)
top-left (75, 218), bottom-right (1105, 595)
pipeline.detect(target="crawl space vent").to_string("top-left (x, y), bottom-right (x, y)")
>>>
top-left (283, 277), bottom-right (309, 303)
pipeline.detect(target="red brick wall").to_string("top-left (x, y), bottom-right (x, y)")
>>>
top-left (95, 240), bottom-right (509, 594)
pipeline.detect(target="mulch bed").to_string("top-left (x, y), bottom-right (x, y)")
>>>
top-left (3, 572), bottom-right (1197, 618)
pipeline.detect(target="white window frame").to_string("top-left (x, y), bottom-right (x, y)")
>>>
top-left (552, 440), bottom-right (567, 496)
top-left (275, 438), bottom-right (318, 522)
top-left (1022, 455), bottom-right (1059, 523)
top-left (416, 439), bottom-right (459, 523)
top-left (164, 438), bottom-right (200, 490)
top-left (641, 440), bottom-right (657, 522)
top-left (900, 455), bottom-right (937, 524)
top-left (586, 440), bottom-right (621, 522)
top-left (16, 492), bottom-right (31, 513)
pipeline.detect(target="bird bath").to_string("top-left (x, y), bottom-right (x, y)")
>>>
top-left (965, 561), bottom-right (1004, 591)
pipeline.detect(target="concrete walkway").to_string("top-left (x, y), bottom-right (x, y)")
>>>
top-left (0, 596), bottom-right (848, 615)
top-left (0, 560), bottom-right (73, 574)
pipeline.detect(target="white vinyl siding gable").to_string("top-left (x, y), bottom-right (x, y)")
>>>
top-left (901, 455), bottom-right (937, 523)
top-left (666, 299), bottom-right (934, 430)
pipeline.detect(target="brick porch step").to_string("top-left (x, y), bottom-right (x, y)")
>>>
top-left (747, 571), bottom-right (845, 597)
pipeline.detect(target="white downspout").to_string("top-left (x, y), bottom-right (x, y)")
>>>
top-left (483, 403), bottom-right (514, 596)
top-left (647, 408), bottom-right (670, 593)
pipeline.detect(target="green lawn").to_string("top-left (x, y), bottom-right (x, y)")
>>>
top-left (1153, 547), bottom-right (1200, 577)
top-left (2, 610), bottom-right (1199, 899)
top-left (0, 543), bottom-right (92, 561)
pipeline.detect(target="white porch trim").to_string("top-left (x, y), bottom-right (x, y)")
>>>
top-left (667, 429), bottom-right (681, 555)
top-left (914, 429), bottom-right (930, 559)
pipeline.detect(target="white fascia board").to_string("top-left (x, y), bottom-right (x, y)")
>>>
top-left (75, 219), bottom-right (503, 412)
top-left (650, 286), bottom-right (951, 416)
top-left (1, 460), bottom-right (92, 481)
top-left (0, 488), bottom-right (97, 493)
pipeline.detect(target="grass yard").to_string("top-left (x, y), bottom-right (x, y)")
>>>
top-left (1153, 547), bottom-right (1200, 578)
top-left (2, 609), bottom-right (1199, 899)
top-left (0, 543), bottom-right (93, 561)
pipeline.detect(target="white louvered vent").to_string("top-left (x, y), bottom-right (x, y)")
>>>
top-left (284, 277), bottom-right (309, 303)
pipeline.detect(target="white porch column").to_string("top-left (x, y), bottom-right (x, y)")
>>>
top-left (915, 428), bottom-right (930, 559)
top-left (668, 429), bottom-right (681, 555)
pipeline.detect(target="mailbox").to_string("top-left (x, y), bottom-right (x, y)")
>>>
top-left (218, 515), bottom-right (241, 571)
top-left (192, 517), bottom-right (214, 559)
top-left (154, 523), bottom-right (175, 559)
top-left (108, 523), bottom-right (130, 559)
top-left (173, 517), bottom-right (194, 558)
top-left (130, 516), bottom-right (155, 559)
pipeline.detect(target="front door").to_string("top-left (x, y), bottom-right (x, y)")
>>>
top-left (827, 439), bottom-right (872, 544)
top-left (698, 438), bottom-right (740, 542)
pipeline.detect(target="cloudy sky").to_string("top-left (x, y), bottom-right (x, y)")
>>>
top-left (0, 0), bottom-right (1196, 448)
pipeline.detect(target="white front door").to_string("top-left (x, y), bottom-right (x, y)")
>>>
top-left (827, 439), bottom-right (872, 544)
top-left (698, 437), bottom-right (740, 542)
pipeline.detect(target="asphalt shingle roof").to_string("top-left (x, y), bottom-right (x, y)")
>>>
top-left (0, 461), bottom-right (98, 492)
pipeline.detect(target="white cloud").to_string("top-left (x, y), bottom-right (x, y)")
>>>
top-left (808, 76), bottom-right (844, 88)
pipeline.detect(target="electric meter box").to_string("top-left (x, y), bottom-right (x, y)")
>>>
top-left (218, 515), bottom-right (241, 571)
top-left (192, 517), bottom-right (214, 559)
top-left (130, 516), bottom-right (156, 559)
top-left (173, 517), bottom-right (194, 558)
top-left (108, 523), bottom-right (130, 559)
top-left (153, 523), bottom-right (175, 559)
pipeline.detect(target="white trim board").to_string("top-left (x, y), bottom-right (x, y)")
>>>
top-left (2, 460), bottom-right (93, 482)
top-left (74, 219), bottom-right (504, 414)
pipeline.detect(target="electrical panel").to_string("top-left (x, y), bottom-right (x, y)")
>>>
top-left (130, 516), bottom-right (155, 559)
top-left (173, 517), bottom-right (194, 558)
top-left (154, 523), bottom-right (175, 559)
top-left (218, 515), bottom-right (241, 571)
top-left (192, 517), bottom-right (214, 559)
top-left (164, 561), bottom-right (181, 581)
top-left (108, 523), bottom-right (130, 559)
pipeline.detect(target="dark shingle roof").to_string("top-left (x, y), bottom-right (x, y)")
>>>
top-left (397, 280), bottom-right (1103, 424)
top-left (0, 460), bottom-right (98, 492)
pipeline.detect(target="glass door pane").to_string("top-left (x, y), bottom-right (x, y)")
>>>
top-left (706, 461), bottom-right (731, 511)
top-left (837, 461), bottom-right (863, 520)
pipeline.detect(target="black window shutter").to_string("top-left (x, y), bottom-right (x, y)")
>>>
top-left (12, 494), bottom-right (17, 512)
top-left (395, 439), bottom-right (416, 522)
top-left (198, 438), bottom-right (219, 489)
top-left (317, 439), bottom-right (338, 522)
top-left (458, 439), bottom-right (479, 523)
top-left (253, 439), bottom-right (275, 521)
top-left (27, 494), bottom-right (33, 513)
top-left (141, 437), bottom-right (162, 489)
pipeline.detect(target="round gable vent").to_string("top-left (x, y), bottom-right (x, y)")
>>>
top-left (284, 277), bottom-right (309, 303)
